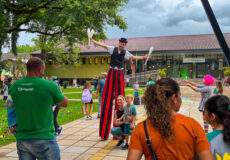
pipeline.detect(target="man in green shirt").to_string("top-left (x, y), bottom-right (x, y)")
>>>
top-left (10, 57), bottom-right (68, 160)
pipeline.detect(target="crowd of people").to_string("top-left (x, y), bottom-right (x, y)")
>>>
top-left (128, 78), bottom-right (230, 160)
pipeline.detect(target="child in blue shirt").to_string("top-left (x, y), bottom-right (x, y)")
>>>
top-left (7, 99), bottom-right (17, 136)
top-left (121, 94), bottom-right (137, 150)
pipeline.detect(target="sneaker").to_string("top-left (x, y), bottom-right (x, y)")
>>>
top-left (57, 126), bottom-right (63, 135)
top-left (88, 115), bottom-right (92, 120)
top-left (122, 143), bottom-right (129, 150)
top-left (84, 116), bottom-right (88, 120)
top-left (116, 140), bottom-right (124, 147)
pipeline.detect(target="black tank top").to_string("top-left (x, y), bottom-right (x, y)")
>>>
top-left (117, 109), bottom-right (124, 130)
top-left (110, 47), bottom-right (125, 69)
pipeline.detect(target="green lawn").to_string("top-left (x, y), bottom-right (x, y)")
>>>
top-left (125, 89), bottom-right (145, 96)
top-left (0, 100), bottom-right (16, 147)
top-left (64, 88), bottom-right (145, 99)
top-left (65, 93), bottom-right (82, 99)
top-left (62, 88), bottom-right (83, 93)
top-left (57, 101), bottom-right (98, 125)
top-left (0, 99), bottom-right (98, 147)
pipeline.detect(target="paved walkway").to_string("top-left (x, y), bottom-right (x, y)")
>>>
top-left (0, 97), bottom-right (205, 160)
top-left (0, 95), bottom-right (96, 103)
top-left (68, 99), bottom-right (99, 102)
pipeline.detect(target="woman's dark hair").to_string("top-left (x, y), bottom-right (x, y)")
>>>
top-left (144, 78), bottom-right (180, 140)
top-left (216, 81), bottom-right (223, 94)
top-left (205, 95), bottom-right (230, 143)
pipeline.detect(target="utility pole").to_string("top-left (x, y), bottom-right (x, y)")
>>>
top-left (201, 0), bottom-right (230, 66)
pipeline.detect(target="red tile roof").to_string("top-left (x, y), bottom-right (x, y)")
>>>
top-left (29, 33), bottom-right (230, 55)
top-left (78, 33), bottom-right (230, 53)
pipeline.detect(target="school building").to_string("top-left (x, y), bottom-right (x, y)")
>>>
top-left (2, 33), bottom-right (230, 84)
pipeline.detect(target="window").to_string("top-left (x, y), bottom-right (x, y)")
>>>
top-left (82, 58), bottom-right (86, 64)
top-left (49, 59), bottom-right (52, 65)
top-left (107, 57), bottom-right (111, 64)
top-left (101, 57), bottom-right (104, 64)
top-left (88, 58), bottom-right (92, 64)
top-left (95, 58), bottom-right (98, 64)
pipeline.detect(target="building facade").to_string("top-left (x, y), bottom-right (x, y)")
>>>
top-left (37, 34), bottom-right (230, 83)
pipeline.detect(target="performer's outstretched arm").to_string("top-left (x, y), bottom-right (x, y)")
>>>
top-left (90, 38), bottom-right (107, 49)
top-left (132, 55), bottom-right (149, 60)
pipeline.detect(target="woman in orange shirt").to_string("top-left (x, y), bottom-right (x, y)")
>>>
top-left (128, 78), bottom-right (213, 160)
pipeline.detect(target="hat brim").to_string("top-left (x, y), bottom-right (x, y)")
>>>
top-left (119, 40), bottom-right (128, 43)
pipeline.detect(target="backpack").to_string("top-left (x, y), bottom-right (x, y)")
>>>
top-left (81, 89), bottom-right (92, 103)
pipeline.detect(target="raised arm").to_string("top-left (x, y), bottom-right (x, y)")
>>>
top-left (184, 80), bottom-right (198, 87)
top-left (90, 38), bottom-right (107, 49)
top-left (132, 54), bottom-right (149, 60)
top-left (186, 84), bottom-right (197, 92)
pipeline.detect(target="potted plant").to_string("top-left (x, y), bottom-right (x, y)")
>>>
top-left (158, 68), bottom-right (167, 78)
top-left (224, 67), bottom-right (230, 77)
top-left (63, 81), bottom-right (69, 89)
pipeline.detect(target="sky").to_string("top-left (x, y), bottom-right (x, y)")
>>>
top-left (3, 0), bottom-right (230, 53)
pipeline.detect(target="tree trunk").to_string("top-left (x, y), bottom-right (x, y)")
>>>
top-left (11, 0), bottom-right (19, 56)
top-left (0, 45), bottom-right (2, 61)
top-left (40, 34), bottom-right (47, 60)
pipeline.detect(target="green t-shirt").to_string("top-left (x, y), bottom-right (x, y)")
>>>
top-left (10, 77), bottom-right (64, 140)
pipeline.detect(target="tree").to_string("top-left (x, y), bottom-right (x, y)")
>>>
top-left (3, 54), bottom-right (28, 78)
top-left (10, 44), bottom-right (40, 53)
top-left (0, 0), bottom-right (129, 59)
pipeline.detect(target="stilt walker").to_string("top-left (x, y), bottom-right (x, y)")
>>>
top-left (90, 37), bottom-right (150, 140)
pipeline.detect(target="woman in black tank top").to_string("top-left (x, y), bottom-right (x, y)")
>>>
top-left (111, 96), bottom-right (125, 147)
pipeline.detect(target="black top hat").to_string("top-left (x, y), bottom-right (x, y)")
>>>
top-left (119, 38), bottom-right (128, 43)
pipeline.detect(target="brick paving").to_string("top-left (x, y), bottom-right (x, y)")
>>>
top-left (1, 86), bottom-right (230, 159)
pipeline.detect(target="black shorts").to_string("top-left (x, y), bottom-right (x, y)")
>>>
top-left (85, 99), bottom-right (93, 104)
top-left (3, 96), bottom-right (8, 100)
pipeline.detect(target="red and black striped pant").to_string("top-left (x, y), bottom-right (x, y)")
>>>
top-left (99, 68), bottom-right (125, 140)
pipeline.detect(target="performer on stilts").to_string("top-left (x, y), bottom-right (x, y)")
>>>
top-left (90, 37), bottom-right (150, 140)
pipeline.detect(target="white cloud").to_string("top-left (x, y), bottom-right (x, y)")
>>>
top-left (106, 0), bottom-right (230, 39)
top-left (137, 25), bottom-right (146, 32)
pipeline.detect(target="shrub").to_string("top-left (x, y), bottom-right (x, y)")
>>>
top-left (63, 81), bottom-right (69, 89)
top-left (158, 68), bottom-right (167, 77)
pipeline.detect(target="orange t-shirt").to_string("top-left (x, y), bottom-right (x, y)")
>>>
top-left (129, 114), bottom-right (210, 160)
